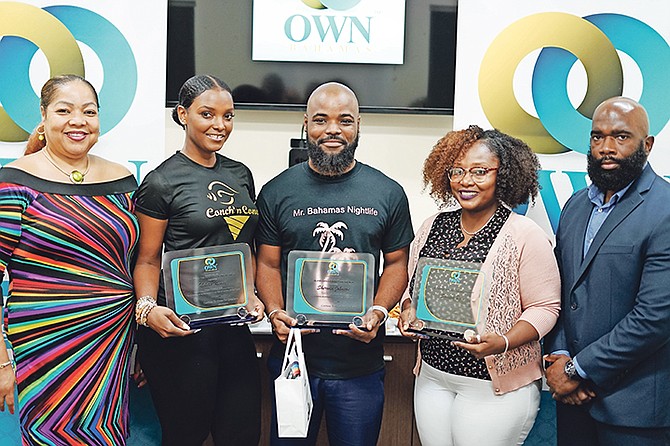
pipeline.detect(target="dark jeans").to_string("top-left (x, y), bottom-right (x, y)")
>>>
top-left (557, 402), bottom-right (670, 446)
top-left (137, 325), bottom-right (261, 446)
top-left (267, 355), bottom-right (385, 446)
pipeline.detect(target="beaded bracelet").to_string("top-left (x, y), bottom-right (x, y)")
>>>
top-left (135, 296), bottom-right (157, 327)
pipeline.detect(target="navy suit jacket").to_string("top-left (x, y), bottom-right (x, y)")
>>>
top-left (545, 164), bottom-right (670, 428)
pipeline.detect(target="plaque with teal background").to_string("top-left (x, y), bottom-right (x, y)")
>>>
top-left (410, 257), bottom-right (488, 339)
top-left (162, 243), bottom-right (255, 327)
top-left (286, 250), bottom-right (375, 327)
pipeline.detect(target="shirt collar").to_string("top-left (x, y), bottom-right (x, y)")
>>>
top-left (587, 180), bottom-right (633, 208)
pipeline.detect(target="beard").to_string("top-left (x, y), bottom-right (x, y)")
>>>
top-left (587, 141), bottom-right (648, 193)
top-left (307, 133), bottom-right (359, 176)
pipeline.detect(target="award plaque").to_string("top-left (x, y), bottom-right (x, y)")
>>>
top-left (408, 257), bottom-right (488, 340)
top-left (286, 250), bottom-right (375, 328)
top-left (162, 243), bottom-right (256, 328)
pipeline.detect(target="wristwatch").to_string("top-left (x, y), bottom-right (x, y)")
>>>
top-left (564, 359), bottom-right (581, 380)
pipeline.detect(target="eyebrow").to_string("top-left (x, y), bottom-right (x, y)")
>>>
top-left (590, 129), bottom-right (632, 136)
top-left (53, 100), bottom-right (97, 108)
top-left (311, 113), bottom-right (355, 119)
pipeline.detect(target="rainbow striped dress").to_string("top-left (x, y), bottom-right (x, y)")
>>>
top-left (0, 168), bottom-right (139, 446)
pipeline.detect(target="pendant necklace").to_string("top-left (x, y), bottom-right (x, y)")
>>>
top-left (460, 211), bottom-right (496, 236)
top-left (42, 148), bottom-right (90, 184)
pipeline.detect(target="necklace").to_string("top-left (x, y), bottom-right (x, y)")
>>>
top-left (42, 149), bottom-right (90, 184)
top-left (460, 211), bottom-right (496, 236)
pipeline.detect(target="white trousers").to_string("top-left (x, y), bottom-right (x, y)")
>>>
top-left (414, 360), bottom-right (541, 446)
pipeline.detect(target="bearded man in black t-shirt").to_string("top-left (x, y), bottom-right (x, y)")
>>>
top-left (256, 82), bottom-right (414, 446)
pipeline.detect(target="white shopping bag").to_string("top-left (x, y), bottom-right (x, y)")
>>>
top-left (274, 328), bottom-right (313, 438)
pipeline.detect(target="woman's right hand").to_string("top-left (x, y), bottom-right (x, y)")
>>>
top-left (398, 302), bottom-right (428, 341)
top-left (146, 306), bottom-right (197, 338)
top-left (0, 366), bottom-right (16, 414)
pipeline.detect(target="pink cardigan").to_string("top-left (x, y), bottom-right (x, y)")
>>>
top-left (401, 211), bottom-right (561, 394)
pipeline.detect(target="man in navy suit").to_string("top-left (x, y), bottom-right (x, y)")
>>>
top-left (545, 97), bottom-right (670, 445)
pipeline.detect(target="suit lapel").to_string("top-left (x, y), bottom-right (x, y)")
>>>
top-left (567, 196), bottom-right (591, 283)
top-left (571, 165), bottom-right (655, 291)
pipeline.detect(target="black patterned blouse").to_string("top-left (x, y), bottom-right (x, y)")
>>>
top-left (411, 205), bottom-right (511, 380)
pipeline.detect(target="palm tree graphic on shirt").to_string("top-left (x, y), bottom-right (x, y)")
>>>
top-left (313, 221), bottom-right (353, 252)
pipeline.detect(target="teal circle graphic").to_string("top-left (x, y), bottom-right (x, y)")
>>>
top-left (532, 13), bottom-right (670, 154)
top-left (302, 0), bottom-right (362, 11)
top-left (0, 5), bottom-right (137, 139)
top-left (321, 0), bottom-right (362, 11)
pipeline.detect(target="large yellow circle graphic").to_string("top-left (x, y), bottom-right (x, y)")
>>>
top-left (479, 12), bottom-right (623, 154)
top-left (0, 2), bottom-right (84, 142)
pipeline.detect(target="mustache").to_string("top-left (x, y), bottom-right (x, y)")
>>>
top-left (318, 136), bottom-right (347, 144)
top-left (594, 155), bottom-right (623, 165)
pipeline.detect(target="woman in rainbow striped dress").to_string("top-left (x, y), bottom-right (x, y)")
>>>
top-left (0, 75), bottom-right (139, 445)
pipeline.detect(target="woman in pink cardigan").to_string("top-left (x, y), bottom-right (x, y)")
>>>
top-left (399, 126), bottom-right (561, 446)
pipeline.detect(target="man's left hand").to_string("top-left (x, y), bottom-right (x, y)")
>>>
top-left (333, 309), bottom-right (384, 343)
top-left (545, 353), bottom-right (581, 397)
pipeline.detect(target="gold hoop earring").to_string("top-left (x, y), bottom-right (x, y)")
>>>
top-left (37, 126), bottom-right (45, 141)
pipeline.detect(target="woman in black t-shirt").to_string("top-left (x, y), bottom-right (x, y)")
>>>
top-left (133, 75), bottom-right (263, 446)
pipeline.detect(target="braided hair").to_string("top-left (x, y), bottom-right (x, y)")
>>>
top-left (172, 75), bottom-right (232, 129)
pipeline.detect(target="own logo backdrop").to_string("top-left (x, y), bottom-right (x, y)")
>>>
top-left (0, 0), bottom-right (167, 181)
top-left (454, 0), bottom-right (670, 234)
top-left (252, 0), bottom-right (406, 64)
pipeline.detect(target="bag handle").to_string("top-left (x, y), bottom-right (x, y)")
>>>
top-left (293, 328), bottom-right (304, 355)
top-left (282, 327), bottom-right (298, 369)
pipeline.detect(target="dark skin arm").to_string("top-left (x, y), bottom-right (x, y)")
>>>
top-left (545, 353), bottom-right (596, 404)
top-left (453, 320), bottom-right (539, 359)
top-left (256, 244), bottom-right (312, 343)
top-left (133, 212), bottom-right (193, 337)
top-left (335, 247), bottom-right (409, 343)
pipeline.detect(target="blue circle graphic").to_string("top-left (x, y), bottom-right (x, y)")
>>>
top-left (0, 36), bottom-right (60, 135)
top-left (0, 6), bottom-right (137, 136)
top-left (533, 13), bottom-right (670, 154)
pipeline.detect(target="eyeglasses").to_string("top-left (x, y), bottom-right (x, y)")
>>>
top-left (447, 167), bottom-right (498, 183)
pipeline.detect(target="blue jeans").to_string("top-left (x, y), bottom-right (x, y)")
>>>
top-left (267, 355), bottom-right (385, 446)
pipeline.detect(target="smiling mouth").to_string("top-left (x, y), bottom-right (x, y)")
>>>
top-left (66, 131), bottom-right (88, 141)
top-left (458, 190), bottom-right (478, 200)
top-left (207, 134), bottom-right (225, 141)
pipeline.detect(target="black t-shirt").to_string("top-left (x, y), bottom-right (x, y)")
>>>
top-left (256, 161), bottom-right (414, 379)
top-left (135, 152), bottom-right (258, 304)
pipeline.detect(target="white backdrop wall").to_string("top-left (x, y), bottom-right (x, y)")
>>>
top-left (164, 109), bottom-right (452, 232)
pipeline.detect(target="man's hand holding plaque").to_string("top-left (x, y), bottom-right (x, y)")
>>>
top-left (286, 250), bottom-right (375, 331)
top-left (333, 304), bottom-right (389, 344)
